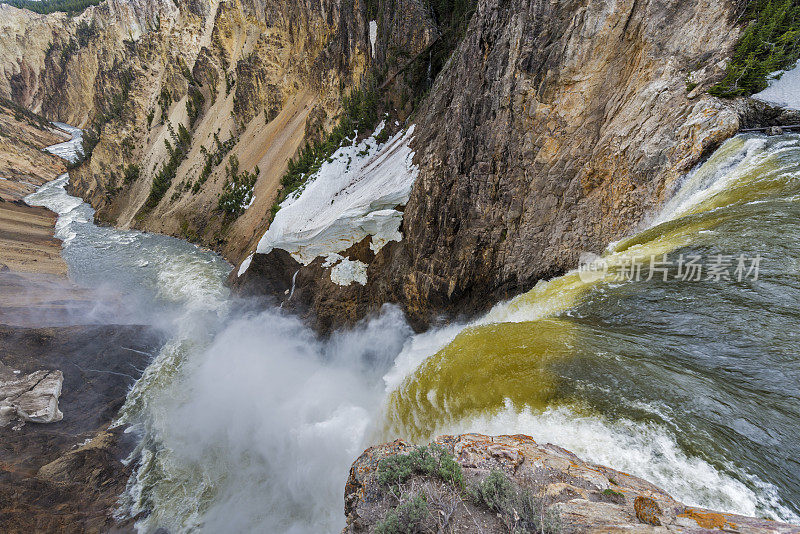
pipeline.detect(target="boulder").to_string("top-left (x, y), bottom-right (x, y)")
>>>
top-left (0, 368), bottom-right (63, 427)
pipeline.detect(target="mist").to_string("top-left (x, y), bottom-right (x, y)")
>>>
top-left (119, 305), bottom-right (413, 533)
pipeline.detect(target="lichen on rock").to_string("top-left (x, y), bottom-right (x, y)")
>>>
top-left (345, 434), bottom-right (800, 533)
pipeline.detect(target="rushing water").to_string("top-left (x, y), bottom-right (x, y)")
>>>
top-left (385, 133), bottom-right (800, 521)
top-left (44, 122), bottom-right (84, 163)
top-left (28, 127), bottom-right (800, 532)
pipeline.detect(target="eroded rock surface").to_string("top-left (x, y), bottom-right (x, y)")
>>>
top-left (238, 0), bottom-right (758, 331)
top-left (0, 368), bottom-right (63, 428)
top-left (0, 100), bottom-right (66, 200)
top-left (0, 0), bottom-right (438, 266)
top-left (345, 434), bottom-right (800, 533)
top-left (0, 324), bottom-right (164, 533)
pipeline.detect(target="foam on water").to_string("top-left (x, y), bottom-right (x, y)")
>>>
top-left (44, 122), bottom-right (84, 163)
top-left (117, 306), bottom-right (413, 534)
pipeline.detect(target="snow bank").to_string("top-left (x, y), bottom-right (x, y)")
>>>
top-left (237, 254), bottom-right (253, 277)
top-left (331, 258), bottom-right (368, 286)
top-left (244, 124), bottom-right (419, 284)
top-left (753, 62), bottom-right (800, 110)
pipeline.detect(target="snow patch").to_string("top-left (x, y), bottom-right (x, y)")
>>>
top-left (753, 61), bottom-right (800, 110)
top-left (323, 253), bottom-right (344, 267)
top-left (237, 254), bottom-right (253, 278)
top-left (330, 258), bottom-right (368, 286)
top-left (253, 124), bottom-right (419, 268)
top-left (369, 20), bottom-right (378, 57)
top-left (364, 209), bottom-right (404, 253)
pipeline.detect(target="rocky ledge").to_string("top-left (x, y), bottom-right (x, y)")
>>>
top-left (0, 324), bottom-right (164, 533)
top-left (344, 434), bottom-right (800, 533)
top-left (0, 367), bottom-right (63, 428)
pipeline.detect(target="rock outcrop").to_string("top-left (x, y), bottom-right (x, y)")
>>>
top-left (0, 368), bottom-right (63, 428)
top-left (0, 323), bottom-right (164, 533)
top-left (345, 434), bottom-right (800, 533)
top-left (235, 0), bottom-right (755, 331)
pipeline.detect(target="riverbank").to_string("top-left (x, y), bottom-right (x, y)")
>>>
top-left (0, 100), bottom-right (68, 275)
top-left (0, 201), bottom-right (66, 275)
top-left (0, 113), bottom-right (171, 532)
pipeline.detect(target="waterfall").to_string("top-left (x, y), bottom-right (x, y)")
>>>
top-left (33, 126), bottom-right (800, 531)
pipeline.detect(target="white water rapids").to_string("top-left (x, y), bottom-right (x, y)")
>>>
top-left (24, 125), bottom-right (800, 532)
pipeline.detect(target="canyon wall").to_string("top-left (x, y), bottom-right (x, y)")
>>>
top-left (0, 0), bottom-right (436, 261)
top-left (0, 0), bottom-right (777, 331)
top-left (236, 0), bottom-right (750, 331)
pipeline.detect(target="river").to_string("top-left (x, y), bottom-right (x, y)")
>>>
top-left (26, 128), bottom-right (800, 531)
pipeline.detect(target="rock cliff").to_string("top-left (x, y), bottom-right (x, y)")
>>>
top-left (0, 0), bottom-right (771, 332)
top-left (236, 0), bottom-right (757, 331)
top-left (345, 434), bottom-right (800, 533)
top-left (0, 0), bottom-right (436, 263)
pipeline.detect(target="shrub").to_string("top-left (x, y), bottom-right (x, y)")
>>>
top-left (515, 488), bottom-right (562, 534)
top-left (123, 163), bottom-right (140, 184)
top-left (470, 469), bottom-right (516, 512)
top-left (159, 88), bottom-right (173, 121)
top-left (141, 122), bottom-right (191, 210)
top-left (194, 133), bottom-right (236, 194)
top-left (80, 127), bottom-right (100, 159)
top-left (710, 0), bottom-right (800, 96)
top-left (375, 494), bottom-right (429, 534)
top-left (470, 469), bottom-right (562, 534)
top-left (225, 71), bottom-right (235, 95)
top-left (376, 126), bottom-right (391, 144)
top-left (0, 98), bottom-right (49, 130)
top-left (98, 68), bottom-right (133, 124)
top-left (217, 155), bottom-right (258, 216)
top-left (186, 86), bottom-right (206, 127)
top-left (377, 444), bottom-right (464, 489)
top-left (180, 60), bottom-right (195, 84)
top-left (75, 20), bottom-right (98, 47)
